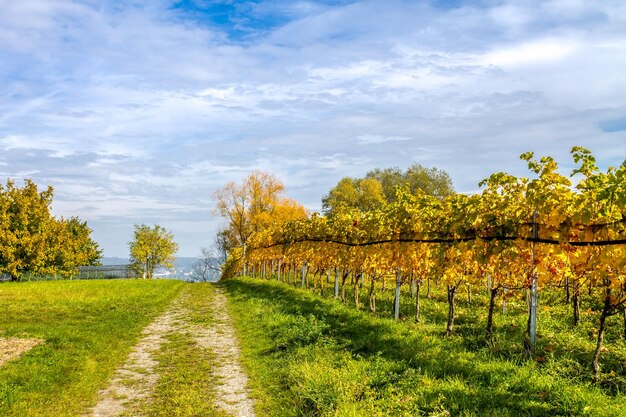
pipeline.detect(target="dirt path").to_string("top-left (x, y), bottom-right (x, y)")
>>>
top-left (85, 295), bottom-right (186, 417)
top-left (195, 287), bottom-right (256, 417)
top-left (85, 286), bottom-right (255, 417)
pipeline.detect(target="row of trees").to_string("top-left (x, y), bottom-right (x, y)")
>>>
top-left (322, 164), bottom-right (454, 214)
top-left (0, 180), bottom-right (102, 280)
top-left (216, 148), bottom-right (625, 381)
top-left (0, 180), bottom-right (183, 282)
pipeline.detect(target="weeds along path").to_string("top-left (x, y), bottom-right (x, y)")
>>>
top-left (84, 285), bottom-right (255, 417)
top-left (197, 286), bottom-right (256, 417)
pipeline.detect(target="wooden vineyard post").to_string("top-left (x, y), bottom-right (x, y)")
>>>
top-left (326, 270), bottom-right (331, 293)
top-left (528, 209), bottom-right (539, 353)
top-left (394, 267), bottom-right (402, 321)
top-left (334, 268), bottom-right (339, 298)
top-left (277, 259), bottom-right (282, 282)
top-left (301, 262), bottom-right (307, 288)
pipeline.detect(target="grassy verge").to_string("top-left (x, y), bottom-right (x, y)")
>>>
top-left (224, 277), bottom-right (626, 416)
top-left (128, 283), bottom-right (228, 417)
top-left (0, 279), bottom-right (184, 417)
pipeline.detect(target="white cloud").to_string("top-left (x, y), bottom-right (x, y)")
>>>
top-left (357, 135), bottom-right (412, 145)
top-left (1, 0), bottom-right (626, 256)
top-left (482, 38), bottom-right (578, 68)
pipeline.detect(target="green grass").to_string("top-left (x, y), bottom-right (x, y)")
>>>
top-left (223, 277), bottom-right (626, 416)
top-left (0, 279), bottom-right (184, 417)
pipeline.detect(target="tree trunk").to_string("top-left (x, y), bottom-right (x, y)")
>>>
top-left (242, 242), bottom-right (247, 276)
top-left (414, 281), bottom-right (421, 322)
top-left (446, 285), bottom-right (457, 336)
top-left (486, 287), bottom-right (498, 340)
top-left (368, 274), bottom-right (376, 313)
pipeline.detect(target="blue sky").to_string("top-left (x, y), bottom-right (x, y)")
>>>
top-left (1, 0), bottom-right (625, 257)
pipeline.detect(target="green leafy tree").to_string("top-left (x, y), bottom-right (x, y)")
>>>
top-left (321, 177), bottom-right (386, 214)
top-left (0, 179), bottom-right (101, 280)
top-left (129, 224), bottom-right (178, 279)
top-left (322, 164), bottom-right (454, 214)
top-left (367, 164), bottom-right (455, 201)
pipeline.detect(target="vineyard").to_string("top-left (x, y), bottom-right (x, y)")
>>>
top-left (237, 148), bottom-right (626, 383)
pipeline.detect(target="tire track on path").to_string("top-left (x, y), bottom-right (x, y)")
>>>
top-left (196, 286), bottom-right (256, 417)
top-left (84, 286), bottom-right (255, 417)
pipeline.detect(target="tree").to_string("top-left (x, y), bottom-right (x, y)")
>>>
top-left (321, 177), bottom-right (386, 214)
top-left (191, 241), bottom-right (227, 282)
top-left (0, 179), bottom-right (101, 280)
top-left (322, 164), bottom-right (454, 214)
top-left (45, 217), bottom-right (102, 277)
top-left (213, 171), bottom-right (307, 276)
top-left (129, 224), bottom-right (178, 279)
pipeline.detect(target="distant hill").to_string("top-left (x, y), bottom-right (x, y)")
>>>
top-left (101, 257), bottom-right (129, 265)
top-left (100, 257), bottom-right (199, 268)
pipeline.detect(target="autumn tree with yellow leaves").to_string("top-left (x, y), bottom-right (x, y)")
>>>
top-left (0, 179), bottom-right (102, 280)
top-left (213, 171), bottom-right (307, 278)
top-left (129, 224), bottom-right (178, 279)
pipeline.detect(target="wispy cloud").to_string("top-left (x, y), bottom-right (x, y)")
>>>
top-left (1, 0), bottom-right (625, 256)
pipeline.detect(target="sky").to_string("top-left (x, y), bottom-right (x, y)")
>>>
top-left (1, 0), bottom-right (625, 257)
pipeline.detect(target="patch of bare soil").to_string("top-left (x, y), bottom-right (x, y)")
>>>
top-left (0, 337), bottom-right (43, 367)
top-left (194, 287), bottom-right (256, 417)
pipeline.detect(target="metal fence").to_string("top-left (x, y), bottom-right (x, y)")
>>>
top-left (76, 265), bottom-right (137, 280)
top-left (0, 265), bottom-right (137, 282)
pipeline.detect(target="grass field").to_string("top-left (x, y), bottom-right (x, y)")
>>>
top-left (0, 279), bottom-right (184, 417)
top-left (3, 277), bottom-right (625, 416)
top-left (224, 276), bottom-right (626, 416)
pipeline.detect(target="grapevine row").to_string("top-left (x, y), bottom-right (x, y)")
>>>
top-left (238, 147), bottom-right (625, 381)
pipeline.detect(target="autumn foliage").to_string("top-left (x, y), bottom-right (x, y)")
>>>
top-left (240, 148), bottom-right (626, 380)
top-left (0, 179), bottom-right (102, 280)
